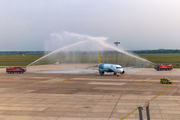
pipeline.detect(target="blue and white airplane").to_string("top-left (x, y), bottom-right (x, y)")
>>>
top-left (97, 55), bottom-right (125, 76)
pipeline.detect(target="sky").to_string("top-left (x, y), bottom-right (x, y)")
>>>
top-left (1, 0), bottom-right (180, 51)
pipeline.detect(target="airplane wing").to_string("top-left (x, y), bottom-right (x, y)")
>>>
top-left (75, 64), bottom-right (98, 70)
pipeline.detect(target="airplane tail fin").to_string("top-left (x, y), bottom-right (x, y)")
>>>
top-left (97, 55), bottom-right (102, 67)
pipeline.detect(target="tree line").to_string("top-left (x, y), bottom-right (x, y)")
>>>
top-left (0, 49), bottom-right (180, 55)
top-left (133, 49), bottom-right (180, 54)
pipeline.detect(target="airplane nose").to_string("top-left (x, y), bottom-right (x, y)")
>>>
top-left (117, 70), bottom-right (122, 72)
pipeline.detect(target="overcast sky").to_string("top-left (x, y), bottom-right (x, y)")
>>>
top-left (1, 0), bottom-right (180, 51)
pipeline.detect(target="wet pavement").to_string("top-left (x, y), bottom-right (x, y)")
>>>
top-left (0, 65), bottom-right (179, 120)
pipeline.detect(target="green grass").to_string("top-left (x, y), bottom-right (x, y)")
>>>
top-left (0, 54), bottom-right (43, 66)
top-left (0, 63), bottom-right (30, 66)
top-left (138, 53), bottom-right (180, 63)
top-left (138, 53), bottom-right (180, 68)
top-left (0, 53), bottom-right (180, 67)
top-left (0, 54), bottom-right (43, 62)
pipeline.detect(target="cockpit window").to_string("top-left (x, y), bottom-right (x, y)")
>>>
top-left (116, 67), bottom-right (121, 69)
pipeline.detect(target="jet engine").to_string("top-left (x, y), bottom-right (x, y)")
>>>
top-left (99, 70), bottom-right (104, 75)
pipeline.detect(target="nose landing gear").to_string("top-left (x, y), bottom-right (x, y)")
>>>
top-left (114, 72), bottom-right (119, 77)
top-left (117, 72), bottom-right (119, 77)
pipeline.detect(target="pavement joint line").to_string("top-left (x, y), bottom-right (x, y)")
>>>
top-left (147, 86), bottom-right (171, 103)
top-left (82, 94), bottom-right (105, 119)
top-left (121, 86), bottom-right (171, 120)
top-left (140, 86), bottom-right (179, 120)
top-left (108, 95), bottom-right (122, 120)
top-left (150, 86), bottom-right (179, 115)
top-left (121, 108), bottom-right (138, 120)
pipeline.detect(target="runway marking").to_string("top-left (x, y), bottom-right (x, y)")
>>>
top-left (88, 82), bottom-right (125, 85)
top-left (48, 81), bottom-right (53, 83)
top-left (164, 84), bottom-right (180, 86)
top-left (57, 81), bottom-right (63, 82)
top-left (73, 78), bottom-right (152, 82)
top-left (138, 83), bottom-right (180, 86)
top-left (121, 86), bottom-right (171, 120)
top-left (146, 83), bottom-right (152, 85)
top-left (40, 81), bottom-right (46, 83)
top-left (137, 83), bottom-right (144, 85)
top-left (146, 77), bottom-right (159, 84)
top-left (164, 84), bottom-right (172, 86)
top-left (32, 77), bottom-right (48, 79)
top-left (64, 81), bottom-right (69, 82)
top-left (163, 69), bottom-right (175, 76)
top-left (40, 79), bottom-right (69, 83)
top-left (146, 69), bottom-right (176, 84)
top-left (137, 83), bottom-right (152, 85)
top-left (41, 81), bottom-right (70, 83)
top-left (121, 108), bottom-right (138, 120)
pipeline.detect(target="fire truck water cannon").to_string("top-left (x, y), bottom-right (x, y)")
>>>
top-left (154, 64), bottom-right (173, 71)
top-left (6, 67), bottom-right (27, 74)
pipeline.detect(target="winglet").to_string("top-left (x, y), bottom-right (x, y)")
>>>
top-left (97, 55), bottom-right (102, 67)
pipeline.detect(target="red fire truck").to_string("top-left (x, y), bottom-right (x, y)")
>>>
top-left (6, 67), bottom-right (27, 74)
top-left (154, 64), bottom-right (173, 71)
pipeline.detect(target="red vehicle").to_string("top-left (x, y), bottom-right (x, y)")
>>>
top-left (6, 67), bottom-right (27, 74)
top-left (154, 64), bottom-right (173, 71)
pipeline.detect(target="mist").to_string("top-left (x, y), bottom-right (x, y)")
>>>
top-left (28, 32), bottom-right (153, 67)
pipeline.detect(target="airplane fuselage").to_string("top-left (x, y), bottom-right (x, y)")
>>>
top-left (98, 64), bottom-right (125, 76)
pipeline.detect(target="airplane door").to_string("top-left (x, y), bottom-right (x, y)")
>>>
top-left (111, 65), bottom-right (115, 71)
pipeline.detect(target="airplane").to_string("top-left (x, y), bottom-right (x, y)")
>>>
top-left (97, 55), bottom-right (125, 77)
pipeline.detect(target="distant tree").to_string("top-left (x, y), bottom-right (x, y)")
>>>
top-left (133, 49), bottom-right (180, 54)
top-left (19, 52), bottom-right (24, 55)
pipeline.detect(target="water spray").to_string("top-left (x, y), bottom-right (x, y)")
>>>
top-left (27, 32), bottom-right (154, 67)
top-left (98, 40), bottom-right (154, 64)
top-left (27, 39), bottom-right (94, 67)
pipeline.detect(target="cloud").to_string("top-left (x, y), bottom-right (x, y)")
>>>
top-left (1, 0), bottom-right (180, 50)
top-left (45, 31), bottom-right (108, 51)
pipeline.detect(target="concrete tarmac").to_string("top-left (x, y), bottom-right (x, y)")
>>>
top-left (0, 64), bottom-right (180, 120)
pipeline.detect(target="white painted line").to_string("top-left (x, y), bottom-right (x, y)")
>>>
top-left (88, 82), bottom-right (126, 85)
top-left (36, 70), bottom-right (96, 74)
